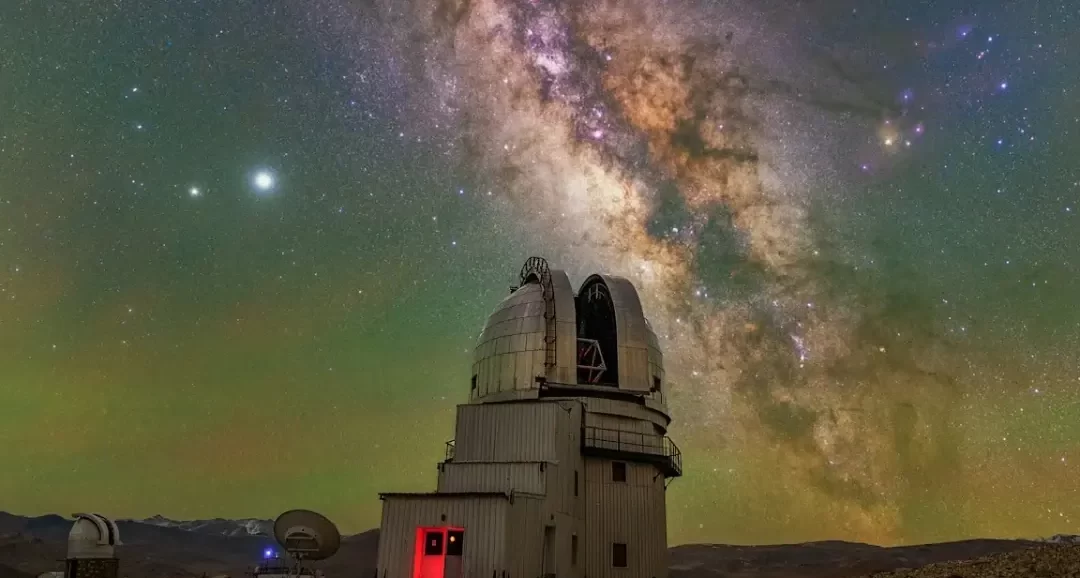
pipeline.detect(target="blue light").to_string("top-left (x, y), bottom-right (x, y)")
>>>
top-left (264, 549), bottom-right (273, 559)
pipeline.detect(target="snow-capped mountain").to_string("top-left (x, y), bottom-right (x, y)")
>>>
top-left (1040, 534), bottom-right (1080, 544)
top-left (131, 515), bottom-right (273, 537)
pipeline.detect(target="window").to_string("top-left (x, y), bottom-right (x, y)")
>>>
top-left (446, 530), bottom-right (464, 556)
top-left (471, 375), bottom-right (477, 390)
top-left (424, 531), bottom-right (444, 556)
top-left (652, 375), bottom-right (661, 392)
top-left (574, 470), bottom-right (579, 496)
top-left (612, 461), bottom-right (627, 482)
top-left (612, 543), bottom-right (627, 567)
top-left (571, 535), bottom-right (578, 566)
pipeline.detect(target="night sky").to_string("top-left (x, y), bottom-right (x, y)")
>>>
top-left (2, 0), bottom-right (1079, 546)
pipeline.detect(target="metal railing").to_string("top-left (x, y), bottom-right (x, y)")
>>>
top-left (445, 440), bottom-right (456, 462)
top-left (581, 426), bottom-right (682, 477)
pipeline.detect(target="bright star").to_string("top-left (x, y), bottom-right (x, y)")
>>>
top-left (253, 171), bottom-right (275, 192)
top-left (189, 187), bottom-right (201, 197)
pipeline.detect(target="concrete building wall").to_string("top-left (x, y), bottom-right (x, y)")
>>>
top-left (376, 495), bottom-right (510, 578)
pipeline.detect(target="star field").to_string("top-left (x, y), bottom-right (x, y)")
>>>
top-left (1, 0), bottom-right (1078, 546)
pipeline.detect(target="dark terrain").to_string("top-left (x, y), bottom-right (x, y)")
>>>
top-left (1, 512), bottom-right (1074, 578)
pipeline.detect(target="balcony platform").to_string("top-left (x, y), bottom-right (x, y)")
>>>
top-left (581, 425), bottom-right (682, 478)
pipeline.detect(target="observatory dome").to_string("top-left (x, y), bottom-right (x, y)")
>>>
top-left (67, 513), bottom-right (121, 559)
top-left (471, 258), bottom-right (666, 409)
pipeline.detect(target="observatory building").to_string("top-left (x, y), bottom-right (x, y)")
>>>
top-left (66, 513), bottom-right (121, 578)
top-left (377, 258), bottom-right (682, 578)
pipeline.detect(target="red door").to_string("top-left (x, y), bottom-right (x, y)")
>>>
top-left (414, 528), bottom-right (445, 578)
top-left (444, 530), bottom-right (464, 578)
top-left (413, 527), bottom-right (464, 578)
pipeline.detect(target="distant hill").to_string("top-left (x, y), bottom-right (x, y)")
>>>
top-left (667, 539), bottom-right (1045, 578)
top-left (1, 512), bottom-right (1073, 578)
top-left (0, 512), bottom-right (379, 578)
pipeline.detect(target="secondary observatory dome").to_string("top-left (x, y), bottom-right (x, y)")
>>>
top-left (67, 513), bottom-right (121, 559)
top-left (471, 257), bottom-right (666, 408)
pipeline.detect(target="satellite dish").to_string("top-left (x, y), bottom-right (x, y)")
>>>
top-left (273, 510), bottom-right (341, 561)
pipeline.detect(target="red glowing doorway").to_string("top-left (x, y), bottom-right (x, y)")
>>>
top-left (412, 527), bottom-right (464, 578)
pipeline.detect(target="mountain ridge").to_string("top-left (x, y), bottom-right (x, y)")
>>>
top-left (124, 515), bottom-right (274, 538)
top-left (1, 512), bottom-right (1073, 578)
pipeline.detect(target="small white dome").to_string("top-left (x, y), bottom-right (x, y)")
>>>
top-left (68, 513), bottom-right (121, 559)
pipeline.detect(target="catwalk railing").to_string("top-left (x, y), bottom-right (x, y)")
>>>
top-left (581, 425), bottom-right (682, 477)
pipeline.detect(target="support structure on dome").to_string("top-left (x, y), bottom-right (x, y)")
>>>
top-left (576, 338), bottom-right (607, 384)
top-left (518, 256), bottom-right (559, 370)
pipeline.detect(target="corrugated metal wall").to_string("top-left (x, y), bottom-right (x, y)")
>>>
top-left (454, 401), bottom-right (575, 463)
top-left (582, 458), bottom-right (668, 578)
top-left (380, 396), bottom-right (672, 578)
top-left (437, 462), bottom-right (548, 495)
top-left (505, 495), bottom-right (547, 578)
top-left (581, 398), bottom-right (670, 433)
top-left (584, 412), bottom-right (655, 436)
top-left (377, 496), bottom-right (509, 578)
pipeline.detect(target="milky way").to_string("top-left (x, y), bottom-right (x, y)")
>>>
top-left (323, 0), bottom-right (971, 541)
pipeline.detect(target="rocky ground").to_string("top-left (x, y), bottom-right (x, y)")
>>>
top-left (866, 544), bottom-right (1080, 578)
